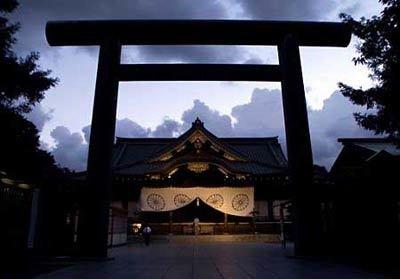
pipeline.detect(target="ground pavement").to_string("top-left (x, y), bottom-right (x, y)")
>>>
top-left (37, 240), bottom-right (389, 279)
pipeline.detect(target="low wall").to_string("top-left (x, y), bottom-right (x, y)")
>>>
top-left (143, 222), bottom-right (292, 236)
top-left (166, 234), bottom-right (281, 243)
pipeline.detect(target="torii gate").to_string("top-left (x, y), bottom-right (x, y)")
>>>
top-left (46, 20), bottom-right (351, 258)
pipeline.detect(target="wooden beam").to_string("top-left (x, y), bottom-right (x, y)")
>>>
top-left (118, 64), bottom-right (281, 82)
top-left (46, 20), bottom-right (351, 47)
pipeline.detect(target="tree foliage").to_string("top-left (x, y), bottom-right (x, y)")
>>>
top-left (339, 0), bottom-right (400, 137)
top-left (0, 0), bottom-right (63, 182)
top-left (0, 108), bottom-right (61, 181)
top-left (0, 1), bottom-right (57, 113)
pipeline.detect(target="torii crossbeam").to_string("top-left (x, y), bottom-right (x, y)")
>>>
top-left (46, 20), bottom-right (351, 258)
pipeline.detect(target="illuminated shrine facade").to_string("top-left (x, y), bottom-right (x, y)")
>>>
top-left (110, 118), bottom-right (290, 234)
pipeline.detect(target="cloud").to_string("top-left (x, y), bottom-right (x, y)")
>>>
top-left (235, 0), bottom-right (336, 20)
top-left (50, 99), bottom-right (236, 170)
top-left (181, 99), bottom-right (234, 136)
top-left (229, 88), bottom-right (374, 168)
top-left (159, 89), bottom-right (368, 169)
top-left (50, 126), bottom-right (88, 170)
top-left (12, 0), bottom-right (242, 63)
top-left (25, 104), bottom-right (54, 152)
top-left (13, 0), bottom-right (354, 64)
top-left (17, 0), bottom-right (228, 20)
top-left (57, 117), bottom-right (181, 170)
top-left (48, 88), bottom-right (373, 171)
top-left (244, 57), bottom-right (265, 64)
top-left (82, 118), bottom-right (151, 144)
top-left (116, 118), bottom-right (151, 138)
top-left (131, 45), bottom-right (246, 64)
top-left (232, 88), bottom-right (284, 137)
top-left (308, 91), bottom-right (374, 167)
top-left (24, 103), bottom-right (53, 131)
top-left (81, 125), bottom-right (91, 144)
top-left (152, 118), bottom-right (181, 138)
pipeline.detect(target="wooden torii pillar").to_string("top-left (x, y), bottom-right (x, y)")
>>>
top-left (46, 20), bottom-right (351, 258)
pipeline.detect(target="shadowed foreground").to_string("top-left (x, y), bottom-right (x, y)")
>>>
top-left (37, 241), bottom-right (387, 279)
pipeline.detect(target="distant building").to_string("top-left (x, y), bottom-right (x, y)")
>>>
top-left (331, 138), bottom-right (400, 181)
top-left (326, 138), bottom-right (400, 261)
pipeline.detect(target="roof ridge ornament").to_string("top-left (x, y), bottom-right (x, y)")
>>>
top-left (192, 117), bottom-right (204, 128)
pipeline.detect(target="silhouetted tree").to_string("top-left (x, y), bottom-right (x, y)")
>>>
top-left (0, 0), bottom-right (61, 182)
top-left (0, 0), bottom-right (57, 113)
top-left (339, 0), bottom-right (400, 137)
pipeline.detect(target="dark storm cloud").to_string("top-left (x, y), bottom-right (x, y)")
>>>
top-left (236, 0), bottom-right (336, 20)
top-left (131, 45), bottom-right (246, 64)
top-left (12, 0), bottom-right (242, 62)
top-left (12, 0), bottom-right (350, 62)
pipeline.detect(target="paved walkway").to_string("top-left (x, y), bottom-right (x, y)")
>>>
top-left (37, 241), bottom-right (388, 279)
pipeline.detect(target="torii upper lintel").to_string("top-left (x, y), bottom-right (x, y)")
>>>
top-left (46, 19), bottom-right (351, 47)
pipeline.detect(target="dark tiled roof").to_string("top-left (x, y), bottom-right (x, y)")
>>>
top-left (112, 140), bottom-right (171, 166)
top-left (338, 138), bottom-right (400, 157)
top-left (223, 138), bottom-right (287, 166)
top-left (113, 139), bottom-right (287, 176)
top-left (114, 154), bottom-right (285, 176)
top-left (112, 120), bottom-right (287, 176)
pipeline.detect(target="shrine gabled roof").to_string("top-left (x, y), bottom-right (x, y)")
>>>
top-left (147, 118), bottom-right (249, 162)
top-left (112, 118), bottom-right (287, 176)
top-left (338, 138), bottom-right (400, 157)
top-left (330, 138), bottom-right (400, 177)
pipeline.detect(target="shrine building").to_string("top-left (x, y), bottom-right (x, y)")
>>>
top-left (110, 118), bottom-right (290, 235)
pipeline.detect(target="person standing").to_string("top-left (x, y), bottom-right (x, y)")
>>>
top-left (142, 224), bottom-right (152, 246)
